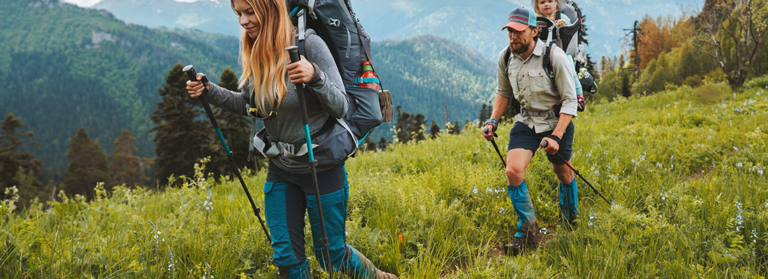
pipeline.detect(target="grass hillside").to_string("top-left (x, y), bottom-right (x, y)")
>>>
top-left (2, 77), bottom-right (767, 277)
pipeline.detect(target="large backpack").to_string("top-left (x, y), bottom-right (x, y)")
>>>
top-left (535, 0), bottom-right (597, 93)
top-left (286, 0), bottom-right (391, 142)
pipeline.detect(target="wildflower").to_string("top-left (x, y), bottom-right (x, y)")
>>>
top-left (656, 163), bottom-right (663, 168)
top-left (499, 207), bottom-right (505, 214)
top-left (168, 250), bottom-right (177, 272)
top-left (472, 186), bottom-right (478, 195)
top-left (759, 169), bottom-right (764, 175)
top-left (671, 164), bottom-right (674, 169)
top-left (753, 229), bottom-right (758, 244)
top-left (540, 227), bottom-right (548, 235)
top-left (708, 135), bottom-right (711, 139)
top-left (734, 146), bottom-right (739, 151)
top-left (737, 162), bottom-right (743, 168)
top-left (667, 113), bottom-right (671, 116)
top-left (671, 155), bottom-right (674, 160)
top-left (589, 208), bottom-right (596, 227)
top-left (729, 119), bottom-right (733, 126)
top-left (709, 128), bottom-right (712, 133)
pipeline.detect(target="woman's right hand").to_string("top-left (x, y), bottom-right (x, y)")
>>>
top-left (185, 73), bottom-right (209, 98)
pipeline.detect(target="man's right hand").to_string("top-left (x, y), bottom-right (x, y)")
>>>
top-left (482, 124), bottom-right (496, 141)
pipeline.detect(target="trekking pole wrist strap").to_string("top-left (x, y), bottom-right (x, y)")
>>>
top-left (544, 134), bottom-right (562, 147)
top-left (484, 118), bottom-right (498, 131)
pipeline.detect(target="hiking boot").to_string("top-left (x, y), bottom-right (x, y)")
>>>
top-left (560, 213), bottom-right (579, 230)
top-left (503, 232), bottom-right (539, 256)
top-left (577, 95), bottom-right (586, 112)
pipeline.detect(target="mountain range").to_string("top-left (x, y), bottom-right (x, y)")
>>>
top-left (1, 0), bottom-right (494, 168)
top-left (89, 0), bottom-right (704, 60)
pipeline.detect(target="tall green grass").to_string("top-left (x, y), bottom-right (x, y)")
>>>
top-left (2, 78), bottom-right (767, 278)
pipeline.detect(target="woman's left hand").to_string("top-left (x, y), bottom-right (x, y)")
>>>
top-left (288, 55), bottom-right (315, 84)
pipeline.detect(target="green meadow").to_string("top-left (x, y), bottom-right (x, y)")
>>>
top-left (2, 78), bottom-right (767, 278)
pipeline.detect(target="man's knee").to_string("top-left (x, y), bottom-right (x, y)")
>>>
top-left (505, 165), bottom-right (525, 185)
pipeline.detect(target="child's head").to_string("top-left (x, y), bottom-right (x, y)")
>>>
top-left (532, 0), bottom-right (560, 17)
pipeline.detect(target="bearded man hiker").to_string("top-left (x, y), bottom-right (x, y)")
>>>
top-left (481, 6), bottom-right (579, 256)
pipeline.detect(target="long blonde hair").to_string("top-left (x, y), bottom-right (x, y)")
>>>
top-left (232, 0), bottom-right (293, 116)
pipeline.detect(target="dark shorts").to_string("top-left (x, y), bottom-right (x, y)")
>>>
top-left (507, 121), bottom-right (574, 165)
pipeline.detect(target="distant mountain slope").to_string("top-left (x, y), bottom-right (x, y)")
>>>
top-left (0, 0), bottom-right (239, 167)
top-left (90, 0), bottom-right (703, 60)
top-left (0, 0), bottom-right (495, 168)
top-left (369, 34), bottom-right (496, 140)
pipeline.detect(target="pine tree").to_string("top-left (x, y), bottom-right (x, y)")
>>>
top-left (63, 127), bottom-right (111, 200)
top-left (479, 103), bottom-right (489, 124)
top-left (377, 137), bottom-right (388, 151)
top-left (0, 113), bottom-right (44, 204)
top-left (361, 138), bottom-right (376, 152)
top-left (107, 129), bottom-right (148, 189)
top-left (395, 106), bottom-right (414, 144)
top-left (429, 120), bottom-right (440, 139)
top-left (411, 113), bottom-right (427, 143)
top-left (450, 121), bottom-right (461, 135)
top-left (149, 63), bottom-right (213, 186)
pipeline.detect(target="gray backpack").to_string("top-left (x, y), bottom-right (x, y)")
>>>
top-left (287, 0), bottom-right (392, 141)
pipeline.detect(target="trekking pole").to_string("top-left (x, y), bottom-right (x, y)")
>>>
top-left (483, 127), bottom-right (506, 169)
top-left (541, 140), bottom-right (612, 206)
top-left (182, 65), bottom-right (272, 243)
top-left (286, 46), bottom-right (334, 278)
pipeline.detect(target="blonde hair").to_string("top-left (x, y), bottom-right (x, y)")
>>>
top-left (232, 0), bottom-right (293, 116)
top-left (532, 0), bottom-right (561, 18)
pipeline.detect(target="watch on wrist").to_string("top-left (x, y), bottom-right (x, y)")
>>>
top-left (484, 118), bottom-right (499, 131)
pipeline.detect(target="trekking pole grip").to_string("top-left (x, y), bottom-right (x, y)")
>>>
top-left (286, 46), bottom-right (300, 65)
top-left (482, 126), bottom-right (498, 138)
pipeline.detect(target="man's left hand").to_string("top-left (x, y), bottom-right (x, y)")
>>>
top-left (541, 137), bottom-right (559, 155)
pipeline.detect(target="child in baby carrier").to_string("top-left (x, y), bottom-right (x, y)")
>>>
top-left (532, 0), bottom-right (586, 111)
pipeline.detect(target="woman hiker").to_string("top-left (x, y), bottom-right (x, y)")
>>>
top-left (186, 0), bottom-right (397, 278)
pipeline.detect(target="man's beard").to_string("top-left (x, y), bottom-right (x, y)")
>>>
top-left (511, 42), bottom-right (530, 54)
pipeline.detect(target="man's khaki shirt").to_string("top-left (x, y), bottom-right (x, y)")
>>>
top-left (496, 39), bottom-right (578, 133)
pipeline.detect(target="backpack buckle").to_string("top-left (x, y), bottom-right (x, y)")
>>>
top-left (329, 18), bottom-right (340, 27)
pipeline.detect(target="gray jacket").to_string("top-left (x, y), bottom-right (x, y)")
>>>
top-left (205, 34), bottom-right (347, 174)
